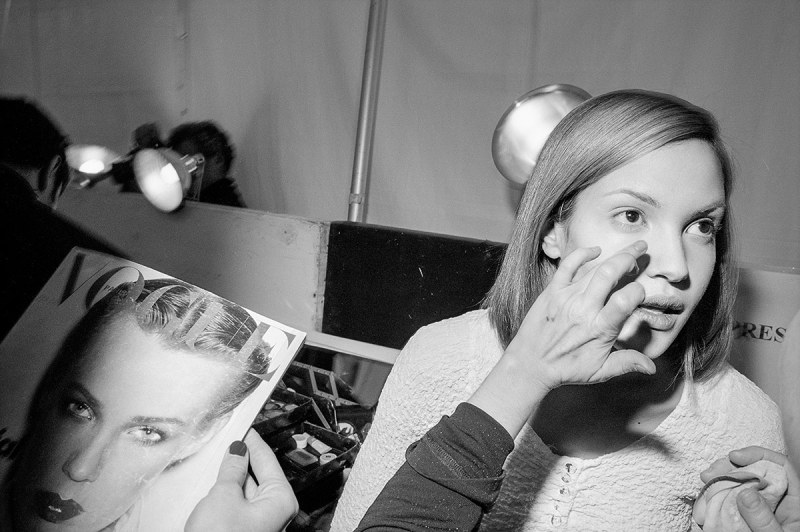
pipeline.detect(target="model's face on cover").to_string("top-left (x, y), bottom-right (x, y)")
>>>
top-left (545, 140), bottom-right (725, 358)
top-left (11, 315), bottom-right (238, 531)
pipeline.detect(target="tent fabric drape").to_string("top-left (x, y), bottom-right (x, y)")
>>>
top-left (1, 0), bottom-right (798, 271)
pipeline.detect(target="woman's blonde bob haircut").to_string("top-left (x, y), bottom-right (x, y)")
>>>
top-left (484, 89), bottom-right (735, 381)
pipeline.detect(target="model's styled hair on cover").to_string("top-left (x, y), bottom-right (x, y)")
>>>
top-left (483, 89), bottom-right (736, 381)
top-left (42, 278), bottom-right (272, 425)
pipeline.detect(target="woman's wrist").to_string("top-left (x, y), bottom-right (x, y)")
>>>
top-left (467, 351), bottom-right (552, 438)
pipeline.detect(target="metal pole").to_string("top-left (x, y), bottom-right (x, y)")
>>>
top-left (348, 0), bottom-right (387, 222)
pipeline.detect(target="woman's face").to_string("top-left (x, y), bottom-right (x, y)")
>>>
top-left (11, 315), bottom-right (238, 531)
top-left (544, 139), bottom-right (725, 358)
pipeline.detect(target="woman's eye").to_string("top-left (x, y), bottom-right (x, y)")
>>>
top-left (66, 401), bottom-right (94, 421)
top-left (613, 210), bottom-right (644, 226)
top-left (688, 218), bottom-right (720, 239)
top-left (697, 220), bottom-right (714, 234)
top-left (131, 426), bottom-right (165, 446)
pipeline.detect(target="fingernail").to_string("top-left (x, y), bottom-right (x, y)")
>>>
top-left (229, 440), bottom-right (247, 457)
top-left (632, 241), bottom-right (647, 252)
top-left (739, 488), bottom-right (761, 509)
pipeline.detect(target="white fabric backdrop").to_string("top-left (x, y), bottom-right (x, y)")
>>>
top-left (1, 0), bottom-right (798, 271)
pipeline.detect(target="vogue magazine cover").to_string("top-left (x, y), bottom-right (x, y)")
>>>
top-left (0, 248), bottom-right (306, 531)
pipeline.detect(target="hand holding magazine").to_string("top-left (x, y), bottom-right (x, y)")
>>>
top-left (0, 248), bottom-right (305, 531)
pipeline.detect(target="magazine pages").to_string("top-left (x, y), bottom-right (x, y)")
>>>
top-left (0, 247), bottom-right (305, 531)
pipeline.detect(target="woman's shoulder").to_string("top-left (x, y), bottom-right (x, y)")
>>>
top-left (409, 308), bottom-right (495, 342)
top-left (397, 309), bottom-right (499, 361)
top-left (696, 363), bottom-right (778, 410)
top-left (693, 363), bottom-right (784, 448)
top-left (385, 309), bottom-right (502, 399)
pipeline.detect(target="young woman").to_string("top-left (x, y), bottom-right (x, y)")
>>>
top-left (332, 89), bottom-right (786, 531)
top-left (3, 278), bottom-right (273, 532)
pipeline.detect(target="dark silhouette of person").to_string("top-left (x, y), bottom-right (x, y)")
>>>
top-left (0, 96), bottom-right (122, 341)
top-left (167, 121), bottom-right (247, 208)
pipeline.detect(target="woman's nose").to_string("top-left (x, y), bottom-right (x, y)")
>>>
top-left (62, 437), bottom-right (107, 483)
top-left (643, 233), bottom-right (690, 284)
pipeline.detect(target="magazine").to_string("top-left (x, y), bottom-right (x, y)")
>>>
top-left (0, 247), bottom-right (306, 531)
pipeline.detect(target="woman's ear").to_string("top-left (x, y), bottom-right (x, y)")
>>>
top-left (542, 222), bottom-right (566, 260)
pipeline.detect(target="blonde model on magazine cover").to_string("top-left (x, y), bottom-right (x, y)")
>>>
top-left (2, 278), bottom-right (273, 532)
top-left (331, 90), bottom-right (787, 531)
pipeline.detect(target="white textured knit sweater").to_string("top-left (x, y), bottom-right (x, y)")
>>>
top-left (331, 310), bottom-right (785, 532)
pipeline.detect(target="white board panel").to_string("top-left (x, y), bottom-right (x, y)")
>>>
top-left (57, 187), bottom-right (327, 333)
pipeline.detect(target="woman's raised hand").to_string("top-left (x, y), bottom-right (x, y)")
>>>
top-left (506, 239), bottom-right (655, 390)
top-left (468, 240), bottom-right (654, 437)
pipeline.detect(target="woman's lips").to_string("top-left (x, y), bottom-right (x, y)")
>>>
top-left (630, 294), bottom-right (684, 331)
top-left (34, 490), bottom-right (84, 523)
top-left (632, 307), bottom-right (678, 331)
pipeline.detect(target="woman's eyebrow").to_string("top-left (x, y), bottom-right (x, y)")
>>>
top-left (604, 189), bottom-right (726, 218)
top-left (689, 202), bottom-right (726, 220)
top-left (604, 188), bottom-right (660, 208)
top-left (129, 415), bottom-right (188, 427)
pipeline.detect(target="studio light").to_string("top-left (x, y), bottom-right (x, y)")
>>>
top-left (67, 145), bottom-right (204, 213)
top-left (492, 84), bottom-right (591, 185)
top-left (66, 144), bottom-right (122, 186)
top-left (132, 148), bottom-right (204, 213)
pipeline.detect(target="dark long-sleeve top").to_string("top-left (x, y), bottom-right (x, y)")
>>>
top-left (0, 168), bottom-right (123, 341)
top-left (354, 402), bottom-right (515, 531)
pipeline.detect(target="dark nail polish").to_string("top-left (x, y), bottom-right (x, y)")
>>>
top-left (229, 440), bottom-right (247, 456)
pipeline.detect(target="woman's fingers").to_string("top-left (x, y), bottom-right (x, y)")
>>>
top-left (583, 241), bottom-right (646, 309)
top-left (187, 431), bottom-right (298, 532)
top-left (593, 279), bottom-right (645, 337)
top-left (563, 242), bottom-right (647, 346)
top-left (244, 474), bottom-right (258, 499)
top-left (737, 488), bottom-right (784, 532)
top-left (243, 429), bottom-right (289, 489)
top-left (702, 447), bottom-right (800, 498)
top-left (214, 440), bottom-right (249, 488)
top-left (242, 429), bottom-right (297, 511)
top-left (589, 348), bottom-right (655, 382)
top-left (701, 456), bottom-right (737, 483)
top-left (729, 446), bottom-right (800, 496)
top-left (550, 246), bottom-right (602, 287)
top-left (729, 447), bottom-right (788, 468)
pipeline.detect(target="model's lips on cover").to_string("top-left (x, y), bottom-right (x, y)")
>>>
top-left (632, 295), bottom-right (685, 331)
top-left (34, 490), bottom-right (84, 523)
